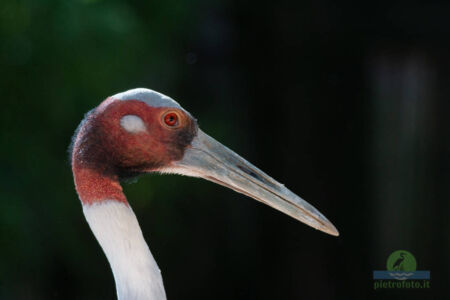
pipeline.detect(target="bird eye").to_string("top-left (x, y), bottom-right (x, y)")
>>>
top-left (163, 112), bottom-right (179, 127)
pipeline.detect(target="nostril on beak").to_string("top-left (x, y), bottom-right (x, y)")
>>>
top-left (236, 164), bottom-right (279, 190)
top-left (237, 164), bottom-right (261, 180)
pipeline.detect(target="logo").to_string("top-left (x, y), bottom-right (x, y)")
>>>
top-left (373, 250), bottom-right (430, 289)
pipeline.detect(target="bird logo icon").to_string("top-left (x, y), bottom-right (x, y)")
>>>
top-left (373, 250), bottom-right (430, 287)
top-left (386, 250), bottom-right (417, 280)
top-left (387, 250), bottom-right (416, 272)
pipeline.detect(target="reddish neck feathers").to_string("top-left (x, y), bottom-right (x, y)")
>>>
top-left (72, 164), bottom-right (127, 205)
top-left (72, 98), bottom-right (127, 205)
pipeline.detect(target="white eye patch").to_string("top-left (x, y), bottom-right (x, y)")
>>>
top-left (120, 115), bottom-right (147, 133)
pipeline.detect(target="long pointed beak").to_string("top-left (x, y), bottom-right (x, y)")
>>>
top-left (169, 129), bottom-right (339, 236)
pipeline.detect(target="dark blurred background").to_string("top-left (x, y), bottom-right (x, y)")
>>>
top-left (1, 0), bottom-right (449, 299)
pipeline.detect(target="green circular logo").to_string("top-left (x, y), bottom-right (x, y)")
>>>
top-left (386, 250), bottom-right (417, 271)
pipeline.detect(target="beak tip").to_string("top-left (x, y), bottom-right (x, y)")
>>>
top-left (322, 222), bottom-right (339, 237)
top-left (329, 228), bottom-right (340, 237)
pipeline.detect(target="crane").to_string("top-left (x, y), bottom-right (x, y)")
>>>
top-left (70, 88), bottom-right (339, 300)
top-left (392, 252), bottom-right (406, 271)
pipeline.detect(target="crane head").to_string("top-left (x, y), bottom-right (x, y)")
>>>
top-left (72, 88), bottom-right (339, 236)
top-left (73, 89), bottom-right (198, 178)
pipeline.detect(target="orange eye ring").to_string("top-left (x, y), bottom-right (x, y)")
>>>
top-left (163, 111), bottom-right (180, 127)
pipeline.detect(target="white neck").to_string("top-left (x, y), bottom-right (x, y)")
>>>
top-left (83, 201), bottom-right (167, 300)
